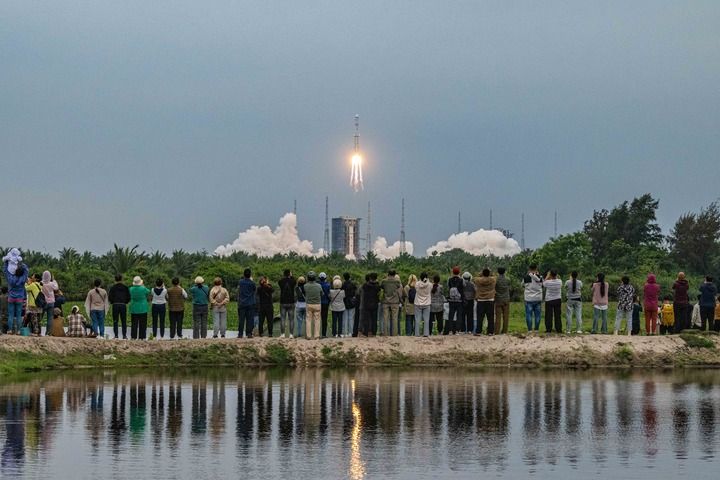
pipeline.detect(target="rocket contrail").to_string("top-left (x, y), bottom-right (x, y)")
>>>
top-left (350, 114), bottom-right (364, 192)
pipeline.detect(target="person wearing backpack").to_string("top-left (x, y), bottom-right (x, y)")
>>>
top-left (190, 276), bottom-right (210, 339)
top-left (278, 269), bottom-right (297, 338)
top-left (84, 279), bottom-right (109, 338)
top-left (403, 274), bottom-right (417, 336)
top-left (445, 267), bottom-right (463, 335)
top-left (329, 277), bottom-right (346, 337)
top-left (461, 272), bottom-right (476, 334)
top-left (25, 273), bottom-right (43, 333)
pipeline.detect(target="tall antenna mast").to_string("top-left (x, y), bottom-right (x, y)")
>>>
top-left (554, 210), bottom-right (558, 237)
top-left (489, 209), bottom-right (493, 230)
top-left (457, 211), bottom-right (461, 234)
top-left (400, 198), bottom-right (406, 255)
top-left (521, 212), bottom-right (526, 250)
top-left (366, 201), bottom-right (372, 255)
top-left (323, 196), bottom-right (330, 252)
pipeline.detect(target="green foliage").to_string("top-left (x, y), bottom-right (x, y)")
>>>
top-left (320, 344), bottom-right (359, 367)
top-left (614, 343), bottom-right (634, 363)
top-left (680, 333), bottom-right (716, 349)
top-left (532, 232), bottom-right (592, 276)
top-left (264, 342), bottom-right (294, 365)
top-left (668, 202), bottom-right (720, 274)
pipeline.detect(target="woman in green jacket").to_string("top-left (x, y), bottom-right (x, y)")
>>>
top-left (129, 276), bottom-right (151, 340)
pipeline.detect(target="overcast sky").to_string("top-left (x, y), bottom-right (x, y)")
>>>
top-left (2, 1), bottom-right (718, 255)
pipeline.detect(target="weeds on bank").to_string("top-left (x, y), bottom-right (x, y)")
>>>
top-left (320, 344), bottom-right (359, 367)
top-left (680, 333), bottom-right (716, 349)
top-left (264, 343), bottom-right (294, 365)
top-left (614, 343), bottom-right (634, 364)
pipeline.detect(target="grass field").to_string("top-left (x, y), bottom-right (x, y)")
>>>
top-left (165, 301), bottom-right (623, 336)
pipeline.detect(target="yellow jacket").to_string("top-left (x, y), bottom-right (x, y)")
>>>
top-left (661, 303), bottom-right (674, 326)
top-left (25, 282), bottom-right (41, 308)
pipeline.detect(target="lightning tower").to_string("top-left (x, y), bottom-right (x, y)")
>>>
top-left (457, 211), bottom-right (461, 234)
top-left (521, 212), bottom-right (526, 250)
top-left (366, 201), bottom-right (372, 256)
top-left (323, 196), bottom-right (330, 253)
top-left (400, 198), bottom-right (406, 255)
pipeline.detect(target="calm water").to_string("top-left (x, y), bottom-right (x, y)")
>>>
top-left (1, 369), bottom-right (720, 479)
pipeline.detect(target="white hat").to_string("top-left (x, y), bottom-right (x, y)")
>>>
top-left (319, 272), bottom-right (327, 279)
top-left (462, 272), bottom-right (471, 280)
top-left (194, 276), bottom-right (204, 284)
top-left (132, 276), bottom-right (143, 286)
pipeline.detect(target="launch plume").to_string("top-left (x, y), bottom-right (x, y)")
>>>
top-left (372, 237), bottom-right (414, 260)
top-left (426, 229), bottom-right (521, 257)
top-left (214, 213), bottom-right (326, 258)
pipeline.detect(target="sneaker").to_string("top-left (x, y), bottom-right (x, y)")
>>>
top-left (289, 334), bottom-right (294, 339)
top-left (221, 335), bottom-right (225, 338)
top-left (576, 330), bottom-right (582, 334)
top-left (213, 335), bottom-right (218, 338)
top-left (280, 334), bottom-right (285, 339)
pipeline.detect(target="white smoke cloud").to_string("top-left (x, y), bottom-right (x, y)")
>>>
top-left (372, 237), bottom-right (414, 260)
top-left (426, 229), bottom-right (521, 257)
top-left (214, 213), bottom-right (326, 258)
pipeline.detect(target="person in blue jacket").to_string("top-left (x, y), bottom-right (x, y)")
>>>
top-left (3, 259), bottom-right (28, 334)
top-left (319, 272), bottom-right (331, 338)
top-left (237, 268), bottom-right (256, 338)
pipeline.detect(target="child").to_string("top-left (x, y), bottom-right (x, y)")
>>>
top-left (691, 295), bottom-right (702, 329)
top-left (2, 248), bottom-right (22, 275)
top-left (23, 310), bottom-right (41, 336)
top-left (631, 295), bottom-right (642, 336)
top-left (659, 296), bottom-right (675, 335)
top-left (0, 286), bottom-right (7, 334)
top-left (714, 294), bottom-right (720, 333)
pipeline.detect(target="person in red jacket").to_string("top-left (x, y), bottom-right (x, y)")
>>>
top-left (643, 274), bottom-right (660, 335)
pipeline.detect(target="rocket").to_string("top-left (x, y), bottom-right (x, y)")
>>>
top-left (350, 114), bottom-right (364, 192)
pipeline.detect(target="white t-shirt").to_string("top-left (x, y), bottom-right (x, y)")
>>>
top-left (151, 287), bottom-right (168, 305)
top-left (544, 278), bottom-right (562, 301)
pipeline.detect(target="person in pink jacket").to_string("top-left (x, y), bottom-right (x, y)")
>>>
top-left (643, 274), bottom-right (661, 335)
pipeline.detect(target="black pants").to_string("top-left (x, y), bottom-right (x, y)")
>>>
top-left (352, 308), bottom-right (360, 337)
top-left (462, 300), bottom-right (474, 333)
top-left (714, 320), bottom-right (720, 332)
top-left (431, 311), bottom-right (443, 335)
top-left (169, 310), bottom-right (184, 338)
top-left (321, 304), bottom-right (329, 337)
top-left (446, 302), bottom-right (461, 334)
top-left (259, 305), bottom-right (273, 336)
top-left (700, 307), bottom-right (714, 331)
top-left (476, 301), bottom-right (495, 334)
top-left (545, 299), bottom-right (562, 333)
top-left (238, 305), bottom-right (254, 338)
top-left (131, 313), bottom-right (147, 340)
top-left (361, 307), bottom-right (378, 336)
top-left (660, 324), bottom-right (673, 335)
top-left (674, 303), bottom-right (690, 332)
top-left (151, 304), bottom-right (166, 338)
top-left (631, 315), bottom-right (641, 335)
top-left (112, 304), bottom-right (127, 338)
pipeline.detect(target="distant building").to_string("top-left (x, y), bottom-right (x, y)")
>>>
top-left (332, 217), bottom-right (361, 257)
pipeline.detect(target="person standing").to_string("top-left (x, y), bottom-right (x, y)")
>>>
top-left (380, 270), bottom-right (403, 336)
top-left (342, 273), bottom-right (357, 338)
top-left (543, 271), bottom-right (562, 334)
top-left (257, 276), bottom-right (274, 337)
top-left (24, 273), bottom-right (42, 334)
top-left (3, 260), bottom-right (28, 335)
top-left (446, 267), bottom-right (463, 335)
top-left (699, 276), bottom-right (718, 331)
top-left (430, 275), bottom-right (445, 335)
top-left (329, 278), bottom-right (346, 337)
top-left (494, 268), bottom-right (510, 334)
top-left (129, 276), bottom-right (150, 340)
top-left (461, 272), bottom-right (476, 334)
top-left (591, 273), bottom-right (609, 334)
top-left (565, 271), bottom-right (583, 333)
top-left (643, 274), bottom-right (661, 335)
top-left (84, 279), bottom-right (109, 338)
top-left (631, 295), bottom-right (642, 335)
top-left (523, 264), bottom-right (543, 333)
top-left (210, 277), bottom-right (229, 338)
top-left (319, 272), bottom-right (331, 338)
top-left (108, 275), bottom-right (131, 339)
top-left (672, 272), bottom-right (690, 332)
top-left (0, 287), bottom-right (7, 334)
top-left (166, 277), bottom-right (187, 339)
top-left (404, 275), bottom-right (416, 336)
top-left (150, 279), bottom-right (168, 339)
top-left (614, 276), bottom-right (635, 335)
top-left (414, 272), bottom-right (432, 336)
top-left (278, 269), bottom-right (297, 339)
top-left (473, 269), bottom-right (496, 335)
top-left (295, 276), bottom-right (307, 338)
top-left (40, 270), bottom-right (59, 332)
top-left (190, 276), bottom-right (210, 339)
top-left (361, 273), bottom-right (381, 336)
top-left (304, 272), bottom-right (322, 339)
top-left (237, 269), bottom-right (256, 339)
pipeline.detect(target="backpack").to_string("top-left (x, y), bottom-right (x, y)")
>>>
top-left (408, 287), bottom-right (416, 304)
top-left (34, 290), bottom-right (47, 309)
top-left (448, 287), bottom-right (462, 302)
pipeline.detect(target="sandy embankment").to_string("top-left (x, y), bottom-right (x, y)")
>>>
top-left (1, 332), bottom-right (719, 371)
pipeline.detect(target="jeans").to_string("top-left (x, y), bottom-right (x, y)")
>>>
top-left (525, 301), bottom-right (541, 331)
top-left (343, 308), bottom-right (355, 336)
top-left (131, 313), bottom-right (147, 339)
top-left (382, 304), bottom-right (400, 336)
top-left (192, 304), bottom-right (208, 339)
top-left (44, 303), bottom-right (55, 332)
top-left (169, 310), bottom-right (184, 338)
top-left (332, 310), bottom-right (344, 336)
top-left (405, 313), bottom-right (415, 336)
top-left (258, 305), bottom-right (273, 336)
top-left (592, 307), bottom-right (608, 333)
top-left (446, 302), bottom-right (462, 334)
top-left (151, 304), bottom-right (166, 338)
top-left (476, 300), bottom-right (495, 334)
top-left (238, 305), bottom-right (254, 338)
top-left (494, 301), bottom-right (509, 334)
top-left (280, 304), bottom-right (295, 336)
top-left (213, 308), bottom-right (227, 337)
top-left (321, 303), bottom-right (329, 337)
top-left (7, 301), bottom-right (23, 333)
top-left (462, 300), bottom-right (474, 333)
top-left (544, 299), bottom-right (561, 333)
top-left (90, 310), bottom-right (106, 337)
top-left (566, 299), bottom-right (582, 332)
top-left (295, 307), bottom-right (306, 337)
top-left (306, 304), bottom-right (321, 339)
top-left (415, 305), bottom-right (430, 336)
top-left (112, 303), bottom-right (128, 338)
top-left (615, 309), bottom-right (632, 333)
top-left (430, 311), bottom-right (443, 335)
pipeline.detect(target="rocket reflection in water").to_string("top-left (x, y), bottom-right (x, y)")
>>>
top-left (350, 114), bottom-right (364, 192)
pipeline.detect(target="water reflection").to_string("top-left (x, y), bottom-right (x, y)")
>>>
top-left (1, 369), bottom-right (720, 479)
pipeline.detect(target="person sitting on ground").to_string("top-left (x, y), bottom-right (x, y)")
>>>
top-left (67, 305), bottom-right (89, 337)
top-left (659, 296), bottom-right (674, 335)
top-left (48, 307), bottom-right (66, 337)
top-left (22, 310), bottom-right (41, 336)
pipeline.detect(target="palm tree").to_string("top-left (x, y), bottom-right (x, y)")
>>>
top-left (103, 244), bottom-right (145, 275)
top-left (169, 249), bottom-right (197, 278)
top-left (58, 247), bottom-right (81, 271)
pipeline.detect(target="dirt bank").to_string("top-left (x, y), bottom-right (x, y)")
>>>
top-left (1, 333), bottom-right (719, 374)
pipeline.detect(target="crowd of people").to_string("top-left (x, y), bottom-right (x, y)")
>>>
top-left (2, 255), bottom-right (720, 340)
